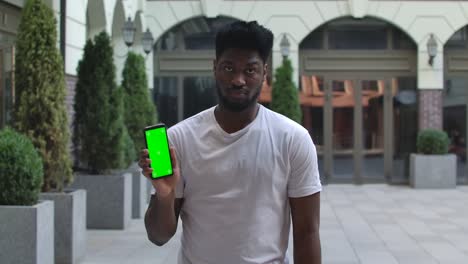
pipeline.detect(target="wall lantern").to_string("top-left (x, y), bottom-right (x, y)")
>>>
top-left (142, 28), bottom-right (154, 55)
top-left (280, 34), bottom-right (290, 59)
top-left (427, 34), bottom-right (438, 66)
top-left (122, 17), bottom-right (136, 47)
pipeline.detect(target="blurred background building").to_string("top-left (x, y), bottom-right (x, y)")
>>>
top-left (1, 0), bottom-right (468, 185)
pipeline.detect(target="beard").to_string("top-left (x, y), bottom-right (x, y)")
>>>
top-left (216, 82), bottom-right (262, 112)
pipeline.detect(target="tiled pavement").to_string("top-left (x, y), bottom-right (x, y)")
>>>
top-left (81, 184), bottom-right (468, 264)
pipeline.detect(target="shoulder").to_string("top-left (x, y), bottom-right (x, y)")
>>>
top-left (168, 107), bottom-right (215, 137)
top-left (261, 106), bottom-right (310, 140)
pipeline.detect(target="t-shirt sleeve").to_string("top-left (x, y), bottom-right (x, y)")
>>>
top-left (169, 130), bottom-right (185, 198)
top-left (150, 127), bottom-right (185, 198)
top-left (287, 128), bottom-right (322, 198)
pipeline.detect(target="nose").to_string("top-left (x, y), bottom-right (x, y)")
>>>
top-left (231, 72), bottom-right (246, 86)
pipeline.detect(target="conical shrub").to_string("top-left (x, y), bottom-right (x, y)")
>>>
top-left (271, 58), bottom-right (302, 123)
top-left (121, 52), bottom-right (157, 158)
top-left (14, 0), bottom-right (72, 191)
top-left (73, 31), bottom-right (132, 174)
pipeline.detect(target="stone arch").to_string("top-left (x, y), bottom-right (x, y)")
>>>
top-left (86, 0), bottom-right (107, 39)
top-left (111, 0), bottom-right (126, 40)
top-left (298, 15), bottom-right (417, 47)
top-left (133, 11), bottom-right (144, 47)
top-left (153, 15), bottom-right (241, 51)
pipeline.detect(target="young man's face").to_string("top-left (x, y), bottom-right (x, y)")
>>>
top-left (214, 48), bottom-right (267, 112)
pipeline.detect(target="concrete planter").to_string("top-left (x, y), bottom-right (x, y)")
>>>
top-left (410, 154), bottom-right (457, 188)
top-left (39, 189), bottom-right (87, 264)
top-left (70, 172), bottom-right (132, 229)
top-left (127, 163), bottom-right (147, 218)
top-left (0, 200), bottom-right (54, 264)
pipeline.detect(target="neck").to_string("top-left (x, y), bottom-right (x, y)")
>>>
top-left (214, 103), bottom-right (260, 134)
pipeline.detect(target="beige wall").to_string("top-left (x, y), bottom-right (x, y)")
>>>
top-left (75, 0), bottom-right (468, 89)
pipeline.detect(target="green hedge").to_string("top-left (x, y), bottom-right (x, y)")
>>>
top-left (13, 0), bottom-right (72, 191)
top-left (121, 52), bottom-right (156, 158)
top-left (0, 127), bottom-right (43, 205)
top-left (417, 129), bottom-right (450, 155)
top-left (271, 58), bottom-right (302, 123)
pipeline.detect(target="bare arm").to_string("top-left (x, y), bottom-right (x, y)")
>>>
top-left (144, 194), bottom-right (184, 246)
top-left (290, 192), bottom-right (321, 264)
top-left (139, 147), bottom-right (182, 246)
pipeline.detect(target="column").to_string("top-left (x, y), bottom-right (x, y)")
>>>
top-left (417, 35), bottom-right (444, 130)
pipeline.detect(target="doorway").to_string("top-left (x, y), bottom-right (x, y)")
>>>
top-left (302, 75), bottom-right (401, 184)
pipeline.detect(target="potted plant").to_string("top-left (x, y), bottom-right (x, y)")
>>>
top-left (121, 52), bottom-right (157, 218)
top-left (13, 0), bottom-right (87, 263)
top-left (0, 127), bottom-right (54, 264)
top-left (71, 31), bottom-right (134, 229)
top-left (410, 129), bottom-right (456, 188)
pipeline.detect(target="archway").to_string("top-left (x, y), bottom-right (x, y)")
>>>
top-left (298, 17), bottom-right (418, 184)
top-left (86, 0), bottom-right (107, 39)
top-left (443, 25), bottom-right (468, 185)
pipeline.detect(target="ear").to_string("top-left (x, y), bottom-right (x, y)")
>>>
top-left (263, 63), bottom-right (268, 81)
top-left (213, 59), bottom-right (217, 74)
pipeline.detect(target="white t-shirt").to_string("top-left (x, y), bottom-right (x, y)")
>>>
top-left (154, 105), bottom-right (322, 264)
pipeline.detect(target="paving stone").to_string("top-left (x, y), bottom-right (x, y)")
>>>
top-left (79, 184), bottom-right (468, 264)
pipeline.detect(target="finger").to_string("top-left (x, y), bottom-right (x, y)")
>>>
top-left (140, 149), bottom-right (149, 158)
top-left (142, 168), bottom-right (153, 178)
top-left (138, 158), bottom-right (151, 169)
top-left (169, 147), bottom-right (178, 169)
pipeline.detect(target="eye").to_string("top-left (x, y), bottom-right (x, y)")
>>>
top-left (223, 66), bottom-right (233, 72)
top-left (246, 68), bottom-right (256, 75)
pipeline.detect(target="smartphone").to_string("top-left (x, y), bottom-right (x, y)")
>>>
top-left (143, 124), bottom-right (173, 179)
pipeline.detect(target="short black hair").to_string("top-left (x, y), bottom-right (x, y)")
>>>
top-left (215, 21), bottom-right (274, 63)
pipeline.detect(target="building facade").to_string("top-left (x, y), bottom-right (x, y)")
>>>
top-left (1, 0), bottom-right (468, 185)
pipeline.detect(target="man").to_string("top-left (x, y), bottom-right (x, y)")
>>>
top-left (139, 20), bottom-right (322, 264)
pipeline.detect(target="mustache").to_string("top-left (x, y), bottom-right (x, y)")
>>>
top-left (229, 85), bottom-right (247, 91)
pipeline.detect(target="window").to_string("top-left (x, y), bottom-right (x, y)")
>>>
top-left (328, 26), bottom-right (387, 49)
top-left (183, 76), bottom-right (217, 119)
top-left (393, 29), bottom-right (416, 50)
top-left (446, 27), bottom-right (467, 50)
top-left (299, 29), bottom-right (323, 49)
top-left (153, 77), bottom-right (178, 127)
top-left (156, 17), bottom-right (238, 51)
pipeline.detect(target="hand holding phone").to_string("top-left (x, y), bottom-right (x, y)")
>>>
top-left (140, 124), bottom-right (180, 197)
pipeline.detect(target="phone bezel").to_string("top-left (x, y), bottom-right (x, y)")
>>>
top-left (143, 123), bottom-right (174, 180)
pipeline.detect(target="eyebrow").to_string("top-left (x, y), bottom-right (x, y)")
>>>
top-left (220, 60), bottom-right (261, 66)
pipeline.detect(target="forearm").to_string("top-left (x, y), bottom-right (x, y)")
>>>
top-left (293, 231), bottom-right (321, 264)
top-left (144, 192), bottom-right (178, 246)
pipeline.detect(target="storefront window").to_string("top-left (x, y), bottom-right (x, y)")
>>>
top-left (443, 77), bottom-right (468, 182)
top-left (156, 17), bottom-right (238, 51)
top-left (393, 29), bottom-right (417, 50)
top-left (392, 77), bottom-right (418, 182)
top-left (299, 29), bottom-right (323, 50)
top-left (445, 26), bottom-right (468, 50)
top-left (1, 32), bottom-right (16, 129)
top-left (328, 26), bottom-right (387, 49)
top-left (153, 77), bottom-right (178, 127)
top-left (183, 76), bottom-right (217, 119)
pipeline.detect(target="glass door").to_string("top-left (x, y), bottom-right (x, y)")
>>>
top-left (323, 79), bottom-right (357, 183)
top-left (300, 75), bottom-right (325, 182)
top-left (321, 77), bottom-right (394, 183)
top-left (360, 79), bottom-right (386, 181)
top-left (391, 77), bottom-right (418, 183)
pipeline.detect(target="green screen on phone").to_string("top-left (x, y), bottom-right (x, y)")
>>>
top-left (144, 125), bottom-right (173, 179)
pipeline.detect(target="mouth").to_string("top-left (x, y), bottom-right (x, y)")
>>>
top-left (227, 89), bottom-right (248, 99)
